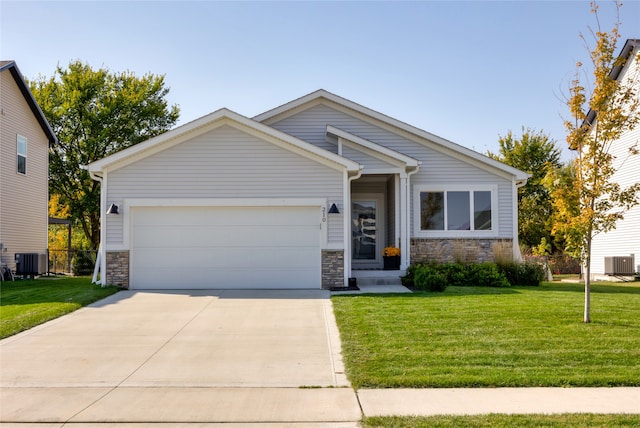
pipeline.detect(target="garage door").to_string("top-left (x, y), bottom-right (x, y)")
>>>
top-left (130, 206), bottom-right (321, 289)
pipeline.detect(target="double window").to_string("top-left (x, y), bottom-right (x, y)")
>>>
top-left (17, 135), bottom-right (27, 175)
top-left (415, 186), bottom-right (497, 236)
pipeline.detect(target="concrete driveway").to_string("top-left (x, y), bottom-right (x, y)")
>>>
top-left (0, 289), bottom-right (361, 424)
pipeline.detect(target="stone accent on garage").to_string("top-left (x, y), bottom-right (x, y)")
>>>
top-left (410, 238), bottom-right (514, 264)
top-left (106, 251), bottom-right (129, 288)
top-left (322, 250), bottom-right (344, 289)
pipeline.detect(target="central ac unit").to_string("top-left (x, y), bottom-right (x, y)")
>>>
top-left (15, 253), bottom-right (47, 276)
top-left (604, 256), bottom-right (635, 275)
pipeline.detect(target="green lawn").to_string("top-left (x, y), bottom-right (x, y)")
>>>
top-left (362, 414), bottom-right (640, 427)
top-left (0, 276), bottom-right (120, 339)
top-left (332, 282), bottom-right (640, 388)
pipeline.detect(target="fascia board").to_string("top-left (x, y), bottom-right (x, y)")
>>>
top-left (254, 89), bottom-right (529, 182)
top-left (1, 61), bottom-right (58, 146)
top-left (253, 89), bottom-right (329, 122)
top-left (327, 125), bottom-right (419, 167)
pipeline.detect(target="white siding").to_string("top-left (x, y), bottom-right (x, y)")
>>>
top-left (0, 69), bottom-right (49, 270)
top-left (269, 103), bottom-right (515, 238)
top-left (341, 145), bottom-right (398, 172)
top-left (591, 46), bottom-right (640, 276)
top-left (106, 124), bottom-right (344, 246)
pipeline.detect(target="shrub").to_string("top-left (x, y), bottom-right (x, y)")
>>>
top-left (498, 262), bottom-right (546, 286)
top-left (414, 265), bottom-right (448, 292)
top-left (400, 263), bottom-right (422, 288)
top-left (72, 251), bottom-right (95, 276)
top-left (439, 262), bottom-right (470, 287)
top-left (468, 262), bottom-right (511, 287)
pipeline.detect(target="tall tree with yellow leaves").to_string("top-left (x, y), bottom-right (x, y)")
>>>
top-left (562, 1), bottom-right (640, 322)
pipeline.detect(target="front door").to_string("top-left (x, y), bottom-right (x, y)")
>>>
top-left (352, 194), bottom-right (384, 269)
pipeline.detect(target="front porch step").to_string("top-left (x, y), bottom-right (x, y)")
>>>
top-left (352, 270), bottom-right (405, 286)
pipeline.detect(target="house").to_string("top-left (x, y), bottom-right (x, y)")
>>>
top-left (589, 39), bottom-right (640, 280)
top-left (87, 90), bottom-right (528, 289)
top-left (0, 61), bottom-right (57, 277)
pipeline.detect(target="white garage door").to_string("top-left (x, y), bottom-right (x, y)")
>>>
top-left (130, 206), bottom-right (322, 289)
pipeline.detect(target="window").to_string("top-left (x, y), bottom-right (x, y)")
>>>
top-left (416, 187), bottom-right (496, 235)
top-left (17, 135), bottom-right (27, 174)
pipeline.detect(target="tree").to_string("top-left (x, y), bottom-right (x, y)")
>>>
top-left (488, 128), bottom-right (562, 251)
top-left (562, 2), bottom-right (640, 322)
top-left (30, 61), bottom-right (180, 249)
top-left (542, 162), bottom-right (581, 255)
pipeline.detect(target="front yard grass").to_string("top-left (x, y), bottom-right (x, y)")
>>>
top-left (332, 282), bottom-right (640, 388)
top-left (362, 414), bottom-right (640, 427)
top-left (0, 276), bottom-right (120, 339)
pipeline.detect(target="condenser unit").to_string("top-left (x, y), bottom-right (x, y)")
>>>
top-left (604, 256), bottom-right (635, 276)
top-left (15, 253), bottom-right (47, 276)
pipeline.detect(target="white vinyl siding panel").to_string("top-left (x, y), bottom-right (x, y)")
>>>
top-left (590, 49), bottom-right (640, 275)
top-left (269, 103), bottom-right (515, 238)
top-left (341, 145), bottom-right (397, 171)
top-left (106, 125), bottom-right (344, 245)
top-left (0, 70), bottom-right (49, 269)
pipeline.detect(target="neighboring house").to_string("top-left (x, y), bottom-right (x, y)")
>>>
top-left (588, 39), bottom-right (640, 280)
top-left (87, 90), bottom-right (528, 290)
top-left (0, 61), bottom-right (56, 276)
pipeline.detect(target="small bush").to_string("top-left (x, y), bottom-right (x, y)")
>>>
top-left (439, 262), bottom-right (470, 287)
top-left (414, 265), bottom-right (448, 292)
top-left (72, 251), bottom-right (95, 276)
top-left (498, 262), bottom-right (546, 286)
top-left (400, 263), bottom-right (422, 288)
top-left (468, 262), bottom-right (511, 288)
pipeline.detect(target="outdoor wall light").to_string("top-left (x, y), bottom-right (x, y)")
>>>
top-left (328, 203), bottom-right (340, 214)
top-left (106, 203), bottom-right (119, 215)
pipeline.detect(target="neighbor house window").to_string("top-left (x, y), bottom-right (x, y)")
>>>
top-left (17, 135), bottom-right (27, 175)
top-left (416, 187), bottom-right (496, 235)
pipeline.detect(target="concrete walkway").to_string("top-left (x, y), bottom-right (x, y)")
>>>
top-left (1, 288), bottom-right (639, 426)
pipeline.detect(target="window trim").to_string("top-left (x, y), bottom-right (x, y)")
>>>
top-left (413, 185), bottom-right (499, 238)
top-left (17, 135), bottom-right (27, 175)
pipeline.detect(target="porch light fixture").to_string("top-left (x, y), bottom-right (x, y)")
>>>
top-left (106, 203), bottom-right (119, 215)
top-left (328, 203), bottom-right (340, 214)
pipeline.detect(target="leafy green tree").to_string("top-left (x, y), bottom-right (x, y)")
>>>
top-left (542, 162), bottom-right (581, 255)
top-left (562, 2), bottom-right (640, 322)
top-left (488, 128), bottom-right (562, 251)
top-left (30, 61), bottom-right (179, 249)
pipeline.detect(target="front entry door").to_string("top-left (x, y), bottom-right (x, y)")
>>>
top-left (352, 194), bottom-right (384, 269)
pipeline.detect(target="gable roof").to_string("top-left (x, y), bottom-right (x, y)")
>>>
top-left (86, 107), bottom-right (361, 175)
top-left (254, 89), bottom-right (528, 183)
top-left (583, 39), bottom-right (640, 130)
top-left (0, 60), bottom-right (57, 147)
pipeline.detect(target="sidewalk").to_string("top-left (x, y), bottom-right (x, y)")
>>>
top-left (2, 385), bottom-right (638, 424)
top-left (358, 387), bottom-right (640, 417)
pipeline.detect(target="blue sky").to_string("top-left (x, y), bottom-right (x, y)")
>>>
top-left (2, 1), bottom-right (639, 160)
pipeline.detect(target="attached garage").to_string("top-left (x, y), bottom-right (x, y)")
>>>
top-left (129, 205), bottom-right (322, 289)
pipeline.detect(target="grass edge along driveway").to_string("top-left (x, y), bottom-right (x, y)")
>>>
top-left (361, 414), bottom-right (640, 428)
top-left (332, 282), bottom-right (640, 389)
top-left (0, 276), bottom-right (120, 339)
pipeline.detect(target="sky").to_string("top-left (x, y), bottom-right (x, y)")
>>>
top-left (2, 1), bottom-right (639, 160)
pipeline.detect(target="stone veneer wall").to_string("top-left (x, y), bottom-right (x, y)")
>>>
top-left (410, 238), bottom-right (513, 264)
top-left (106, 251), bottom-right (129, 288)
top-left (321, 250), bottom-right (344, 289)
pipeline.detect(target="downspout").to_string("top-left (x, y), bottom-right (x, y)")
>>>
top-left (344, 167), bottom-right (363, 286)
top-left (403, 164), bottom-right (420, 269)
top-left (85, 167), bottom-right (106, 285)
